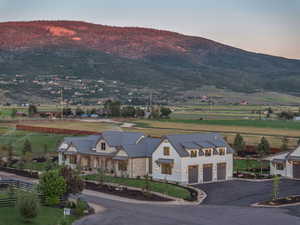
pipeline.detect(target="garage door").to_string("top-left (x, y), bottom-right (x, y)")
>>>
top-left (188, 165), bottom-right (199, 184)
top-left (203, 164), bottom-right (213, 182)
top-left (293, 162), bottom-right (300, 179)
top-left (217, 163), bottom-right (226, 180)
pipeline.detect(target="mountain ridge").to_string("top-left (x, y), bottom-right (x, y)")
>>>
top-left (0, 20), bottom-right (299, 103)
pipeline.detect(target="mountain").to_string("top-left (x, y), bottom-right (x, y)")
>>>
top-left (0, 20), bottom-right (300, 103)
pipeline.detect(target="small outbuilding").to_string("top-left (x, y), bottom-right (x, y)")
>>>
top-left (264, 146), bottom-right (300, 179)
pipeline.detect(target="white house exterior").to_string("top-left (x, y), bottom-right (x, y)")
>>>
top-left (265, 146), bottom-right (300, 179)
top-left (152, 134), bottom-right (234, 184)
top-left (58, 131), bottom-right (234, 184)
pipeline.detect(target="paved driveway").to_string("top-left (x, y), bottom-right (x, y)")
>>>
top-left (195, 179), bottom-right (300, 207)
top-left (75, 179), bottom-right (300, 225)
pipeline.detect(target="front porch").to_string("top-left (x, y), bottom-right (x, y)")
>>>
top-left (64, 154), bottom-right (130, 177)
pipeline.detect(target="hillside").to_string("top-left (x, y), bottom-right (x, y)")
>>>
top-left (0, 20), bottom-right (300, 103)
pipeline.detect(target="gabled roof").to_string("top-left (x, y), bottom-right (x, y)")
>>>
top-left (163, 133), bottom-right (234, 157)
top-left (102, 131), bottom-right (145, 147)
top-left (121, 137), bottom-right (160, 158)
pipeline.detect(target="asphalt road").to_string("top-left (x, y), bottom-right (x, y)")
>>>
top-left (75, 179), bottom-right (300, 225)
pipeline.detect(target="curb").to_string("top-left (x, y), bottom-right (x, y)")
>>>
top-left (251, 201), bottom-right (300, 208)
top-left (84, 180), bottom-right (206, 205)
top-left (232, 178), bottom-right (273, 182)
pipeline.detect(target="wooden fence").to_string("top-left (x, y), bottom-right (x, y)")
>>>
top-left (16, 124), bottom-right (100, 135)
top-left (0, 179), bottom-right (35, 207)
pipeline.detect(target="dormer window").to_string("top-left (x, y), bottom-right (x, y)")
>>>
top-left (219, 148), bottom-right (226, 155)
top-left (205, 149), bottom-right (212, 157)
top-left (101, 143), bottom-right (106, 150)
top-left (190, 150), bottom-right (197, 158)
top-left (163, 147), bottom-right (170, 156)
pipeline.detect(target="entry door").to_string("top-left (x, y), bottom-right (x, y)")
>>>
top-left (203, 164), bottom-right (213, 182)
top-left (293, 162), bottom-right (300, 179)
top-left (188, 165), bottom-right (199, 184)
top-left (217, 163), bottom-right (226, 180)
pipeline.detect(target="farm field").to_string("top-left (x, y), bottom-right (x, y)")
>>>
top-left (1, 104), bottom-right (299, 150)
top-left (0, 127), bottom-right (67, 156)
top-left (129, 119), bottom-right (300, 147)
top-left (155, 119), bottom-right (300, 130)
top-left (15, 118), bottom-right (300, 148)
top-left (21, 120), bottom-right (121, 132)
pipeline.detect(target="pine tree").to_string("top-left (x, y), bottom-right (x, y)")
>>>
top-left (22, 139), bottom-right (32, 156)
top-left (280, 137), bottom-right (289, 152)
top-left (257, 137), bottom-right (270, 174)
top-left (233, 133), bottom-right (246, 156)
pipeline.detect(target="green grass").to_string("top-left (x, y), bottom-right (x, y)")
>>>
top-left (0, 129), bottom-right (67, 156)
top-left (0, 192), bottom-right (9, 199)
top-left (84, 174), bottom-right (191, 200)
top-left (0, 206), bottom-right (76, 225)
top-left (11, 161), bottom-right (58, 172)
top-left (157, 119), bottom-right (300, 130)
top-left (234, 159), bottom-right (269, 172)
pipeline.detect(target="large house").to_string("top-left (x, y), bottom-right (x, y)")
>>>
top-left (264, 146), bottom-right (300, 179)
top-left (58, 131), bottom-right (234, 184)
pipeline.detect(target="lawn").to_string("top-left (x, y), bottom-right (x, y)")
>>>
top-left (234, 159), bottom-right (269, 172)
top-left (84, 174), bottom-right (191, 200)
top-left (11, 161), bottom-right (57, 172)
top-left (0, 206), bottom-right (75, 225)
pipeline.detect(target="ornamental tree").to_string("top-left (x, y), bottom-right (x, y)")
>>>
top-left (59, 166), bottom-right (84, 195)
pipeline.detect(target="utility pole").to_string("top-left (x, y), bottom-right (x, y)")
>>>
top-left (61, 88), bottom-right (64, 120)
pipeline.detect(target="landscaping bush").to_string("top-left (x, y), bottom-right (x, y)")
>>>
top-left (38, 170), bottom-right (66, 206)
top-left (16, 191), bottom-right (40, 222)
top-left (74, 199), bottom-right (89, 217)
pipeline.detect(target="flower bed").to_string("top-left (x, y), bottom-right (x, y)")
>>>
top-left (84, 174), bottom-right (196, 201)
top-left (234, 172), bottom-right (274, 180)
top-left (85, 181), bottom-right (171, 201)
top-left (257, 196), bottom-right (300, 206)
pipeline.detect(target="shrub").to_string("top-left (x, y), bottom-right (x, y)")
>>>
top-left (16, 191), bottom-right (40, 222)
top-left (74, 199), bottom-right (88, 217)
top-left (38, 170), bottom-right (66, 206)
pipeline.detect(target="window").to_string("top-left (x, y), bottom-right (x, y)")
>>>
top-left (161, 163), bottom-right (172, 175)
top-left (163, 147), bottom-right (170, 156)
top-left (148, 158), bottom-right (152, 174)
top-left (219, 148), bottom-right (226, 156)
top-left (190, 150), bottom-right (197, 158)
top-left (276, 163), bottom-right (284, 170)
top-left (205, 149), bottom-right (212, 157)
top-left (69, 155), bottom-right (77, 164)
top-left (101, 142), bottom-right (106, 150)
top-left (118, 161), bottom-right (127, 171)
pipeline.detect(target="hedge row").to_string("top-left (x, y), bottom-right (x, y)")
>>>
top-left (16, 124), bottom-right (99, 135)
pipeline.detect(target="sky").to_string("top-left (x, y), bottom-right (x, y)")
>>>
top-left (0, 0), bottom-right (299, 59)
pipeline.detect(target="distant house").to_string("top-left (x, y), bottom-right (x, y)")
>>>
top-left (294, 116), bottom-right (300, 121)
top-left (265, 146), bottom-right (300, 179)
top-left (58, 131), bottom-right (234, 184)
